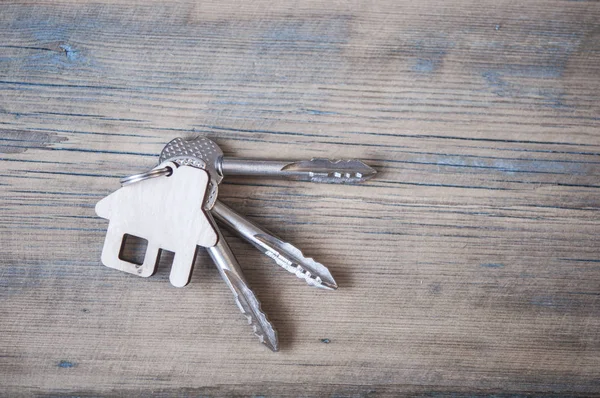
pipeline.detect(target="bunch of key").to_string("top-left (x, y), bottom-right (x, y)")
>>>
top-left (96, 137), bottom-right (376, 351)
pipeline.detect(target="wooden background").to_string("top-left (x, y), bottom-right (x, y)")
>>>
top-left (1, 0), bottom-right (599, 396)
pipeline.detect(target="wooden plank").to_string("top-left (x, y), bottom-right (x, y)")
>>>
top-left (0, 0), bottom-right (599, 396)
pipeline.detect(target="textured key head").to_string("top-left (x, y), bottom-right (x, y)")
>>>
top-left (159, 137), bottom-right (224, 209)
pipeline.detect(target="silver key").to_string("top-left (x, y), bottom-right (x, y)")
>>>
top-left (206, 216), bottom-right (278, 352)
top-left (212, 201), bottom-right (337, 290)
top-left (160, 137), bottom-right (377, 184)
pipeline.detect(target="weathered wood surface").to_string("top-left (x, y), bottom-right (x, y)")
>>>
top-left (1, 0), bottom-right (599, 396)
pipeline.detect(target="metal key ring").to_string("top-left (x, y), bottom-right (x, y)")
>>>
top-left (120, 164), bottom-right (174, 187)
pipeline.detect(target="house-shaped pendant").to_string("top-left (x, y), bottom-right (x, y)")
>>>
top-left (95, 165), bottom-right (218, 287)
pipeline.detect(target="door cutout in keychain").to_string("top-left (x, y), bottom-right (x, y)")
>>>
top-left (96, 162), bottom-right (218, 287)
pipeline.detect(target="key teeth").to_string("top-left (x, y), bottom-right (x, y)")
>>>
top-left (284, 158), bottom-right (377, 184)
top-left (243, 313), bottom-right (275, 350)
top-left (224, 270), bottom-right (279, 352)
top-left (310, 171), bottom-right (371, 184)
top-left (256, 235), bottom-right (338, 290)
top-left (279, 251), bottom-right (334, 290)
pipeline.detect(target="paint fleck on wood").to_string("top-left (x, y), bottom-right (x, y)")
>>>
top-left (480, 263), bottom-right (505, 268)
top-left (0, 130), bottom-right (67, 154)
top-left (58, 361), bottom-right (76, 368)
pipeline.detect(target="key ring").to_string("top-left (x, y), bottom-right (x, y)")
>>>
top-left (120, 163), bottom-right (174, 187)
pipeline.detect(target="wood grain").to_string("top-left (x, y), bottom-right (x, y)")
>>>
top-left (1, 0), bottom-right (599, 396)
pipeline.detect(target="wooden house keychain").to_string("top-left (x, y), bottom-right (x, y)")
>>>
top-left (95, 162), bottom-right (218, 288)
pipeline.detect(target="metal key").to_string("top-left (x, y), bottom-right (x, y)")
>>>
top-left (159, 137), bottom-right (279, 351)
top-left (160, 137), bottom-right (377, 184)
top-left (206, 215), bottom-right (278, 352)
top-left (160, 137), bottom-right (338, 290)
top-left (212, 200), bottom-right (337, 290)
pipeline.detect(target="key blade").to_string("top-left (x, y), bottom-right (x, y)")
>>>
top-left (211, 200), bottom-right (338, 290)
top-left (222, 269), bottom-right (279, 352)
top-left (206, 221), bottom-right (279, 352)
top-left (254, 234), bottom-right (338, 290)
top-left (281, 158), bottom-right (377, 184)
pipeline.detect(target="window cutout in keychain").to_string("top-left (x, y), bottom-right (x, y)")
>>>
top-left (119, 234), bottom-right (148, 265)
